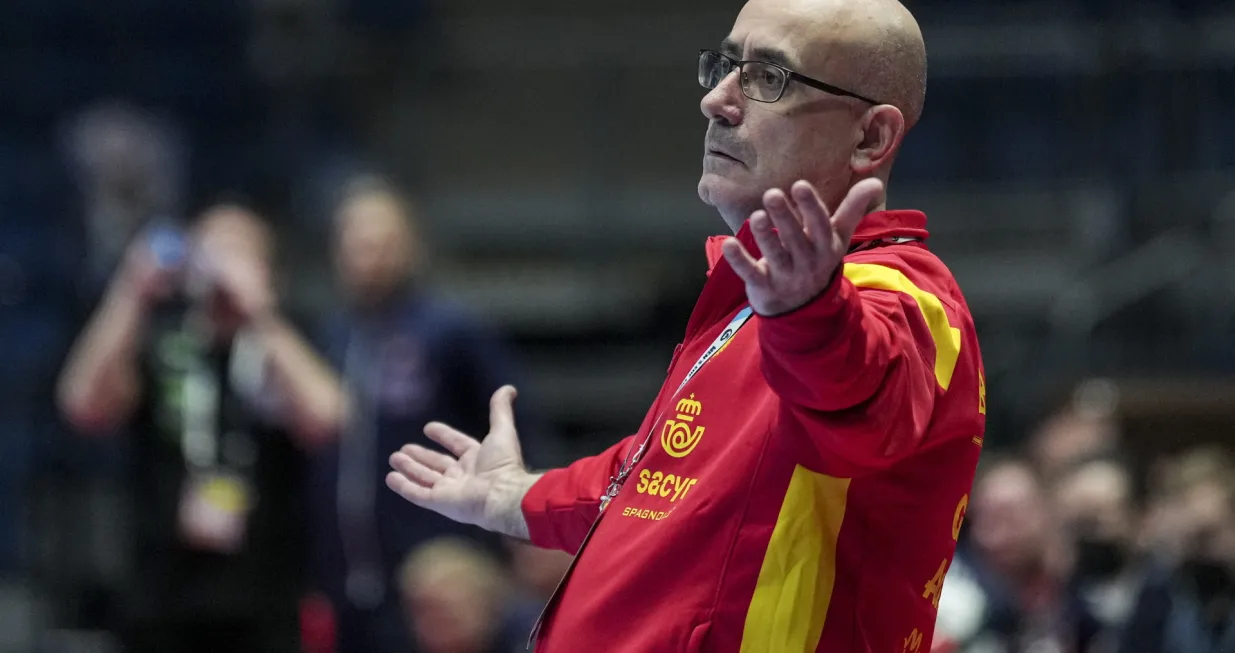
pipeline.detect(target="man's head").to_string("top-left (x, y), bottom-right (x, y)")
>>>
top-left (969, 456), bottom-right (1054, 580)
top-left (1052, 456), bottom-right (1138, 582)
top-left (333, 176), bottom-right (423, 309)
top-left (698, 0), bottom-right (926, 232)
top-left (193, 204), bottom-right (272, 264)
top-left (1029, 401), bottom-right (1120, 480)
top-left (1159, 448), bottom-right (1235, 600)
top-left (189, 205), bottom-right (274, 337)
top-left (399, 538), bottom-right (509, 653)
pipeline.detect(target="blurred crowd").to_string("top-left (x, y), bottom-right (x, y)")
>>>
top-left (41, 105), bottom-right (573, 653)
top-left (935, 400), bottom-right (1235, 653)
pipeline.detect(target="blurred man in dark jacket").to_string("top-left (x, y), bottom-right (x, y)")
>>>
top-left (309, 177), bottom-right (535, 653)
top-left (1053, 454), bottom-right (1145, 652)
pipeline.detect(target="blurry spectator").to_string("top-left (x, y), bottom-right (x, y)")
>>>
top-left (1140, 447), bottom-right (1233, 565)
top-left (310, 176), bottom-right (530, 653)
top-left (940, 456), bottom-right (1100, 653)
top-left (1029, 408), bottom-right (1119, 484)
top-left (61, 101), bottom-right (187, 290)
top-left (1053, 455), bottom-right (1145, 651)
top-left (57, 206), bottom-right (343, 653)
top-left (398, 537), bottom-right (520, 653)
top-left (1120, 447), bottom-right (1235, 653)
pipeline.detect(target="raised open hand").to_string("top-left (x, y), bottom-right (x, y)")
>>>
top-left (722, 178), bottom-right (885, 316)
top-left (386, 386), bottom-right (533, 535)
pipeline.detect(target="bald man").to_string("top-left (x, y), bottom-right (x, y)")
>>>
top-left (385, 0), bottom-right (986, 650)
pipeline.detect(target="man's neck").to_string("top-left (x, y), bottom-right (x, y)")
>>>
top-left (718, 207), bottom-right (746, 235)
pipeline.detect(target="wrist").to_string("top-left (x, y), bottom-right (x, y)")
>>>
top-left (758, 271), bottom-right (853, 356)
top-left (486, 469), bottom-right (541, 539)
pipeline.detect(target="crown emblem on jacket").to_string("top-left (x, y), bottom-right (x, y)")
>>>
top-left (662, 394), bottom-right (705, 458)
top-left (675, 396), bottom-right (703, 420)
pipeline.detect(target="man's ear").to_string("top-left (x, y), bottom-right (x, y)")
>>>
top-left (851, 105), bottom-right (906, 175)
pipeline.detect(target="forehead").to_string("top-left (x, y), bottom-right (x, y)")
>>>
top-left (1060, 462), bottom-right (1130, 498)
top-left (975, 466), bottom-right (1041, 506)
top-left (195, 210), bottom-right (269, 252)
top-left (726, 0), bottom-right (845, 69)
top-left (338, 194), bottom-right (407, 234)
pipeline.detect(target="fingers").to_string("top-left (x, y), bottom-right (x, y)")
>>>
top-left (762, 189), bottom-right (813, 263)
top-left (830, 178), bottom-right (885, 245)
top-left (389, 450), bottom-right (444, 487)
top-left (748, 210), bottom-right (792, 273)
top-left (790, 181), bottom-right (835, 255)
top-left (401, 443), bottom-right (455, 474)
top-left (386, 470), bottom-right (433, 505)
top-left (489, 385), bottom-right (518, 434)
top-left (423, 422), bottom-right (479, 458)
top-left (721, 237), bottom-right (765, 285)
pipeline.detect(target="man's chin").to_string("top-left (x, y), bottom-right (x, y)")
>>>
top-left (698, 175), bottom-right (757, 231)
top-left (697, 172), bottom-right (737, 207)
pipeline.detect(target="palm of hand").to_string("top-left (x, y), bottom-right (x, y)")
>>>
top-left (722, 178), bottom-right (885, 316)
top-left (432, 437), bottom-right (514, 523)
top-left (386, 386), bottom-right (526, 529)
top-left (738, 228), bottom-right (846, 316)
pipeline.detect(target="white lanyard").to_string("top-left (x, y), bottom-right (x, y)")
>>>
top-left (599, 306), bottom-right (754, 508)
top-left (181, 320), bottom-right (264, 471)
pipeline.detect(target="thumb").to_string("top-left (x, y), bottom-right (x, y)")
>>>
top-left (488, 385), bottom-right (519, 436)
top-left (831, 178), bottom-right (885, 246)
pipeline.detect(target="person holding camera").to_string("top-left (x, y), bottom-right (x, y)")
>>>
top-left (57, 205), bottom-right (345, 653)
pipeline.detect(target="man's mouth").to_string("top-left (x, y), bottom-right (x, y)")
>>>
top-left (706, 148), bottom-right (741, 164)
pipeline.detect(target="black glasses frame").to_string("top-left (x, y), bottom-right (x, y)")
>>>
top-left (698, 49), bottom-right (881, 106)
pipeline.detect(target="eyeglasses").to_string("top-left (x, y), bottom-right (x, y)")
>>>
top-left (697, 49), bottom-right (880, 105)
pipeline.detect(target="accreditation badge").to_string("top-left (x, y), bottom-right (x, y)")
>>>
top-left (178, 471), bottom-right (254, 554)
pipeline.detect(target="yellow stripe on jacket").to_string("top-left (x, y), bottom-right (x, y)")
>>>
top-left (741, 466), bottom-right (850, 653)
top-left (842, 262), bottom-right (962, 390)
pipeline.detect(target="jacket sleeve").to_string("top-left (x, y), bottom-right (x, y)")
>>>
top-left (521, 435), bottom-right (636, 554)
top-left (758, 255), bottom-right (961, 474)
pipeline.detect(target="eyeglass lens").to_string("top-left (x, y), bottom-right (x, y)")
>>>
top-left (698, 51), bottom-right (787, 102)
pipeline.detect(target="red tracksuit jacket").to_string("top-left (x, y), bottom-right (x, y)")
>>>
top-left (522, 210), bottom-right (985, 652)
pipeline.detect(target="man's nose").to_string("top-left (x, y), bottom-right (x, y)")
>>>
top-left (700, 70), bottom-right (744, 126)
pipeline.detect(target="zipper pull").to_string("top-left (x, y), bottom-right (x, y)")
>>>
top-left (599, 477), bottom-right (621, 512)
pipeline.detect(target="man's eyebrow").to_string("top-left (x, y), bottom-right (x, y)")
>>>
top-left (749, 45), bottom-right (795, 69)
top-left (717, 40), bottom-right (797, 69)
top-left (719, 39), bottom-right (742, 57)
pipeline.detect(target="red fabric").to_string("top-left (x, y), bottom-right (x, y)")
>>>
top-left (932, 637), bottom-right (961, 653)
top-left (522, 210), bottom-right (985, 652)
top-left (299, 593), bottom-right (336, 653)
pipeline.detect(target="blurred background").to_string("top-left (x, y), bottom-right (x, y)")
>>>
top-left (1, 0), bottom-right (1234, 652)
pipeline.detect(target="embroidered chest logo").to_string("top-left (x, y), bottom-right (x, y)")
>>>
top-left (661, 394), bottom-right (705, 458)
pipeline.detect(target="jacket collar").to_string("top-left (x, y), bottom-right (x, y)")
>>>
top-left (704, 209), bottom-right (928, 273)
